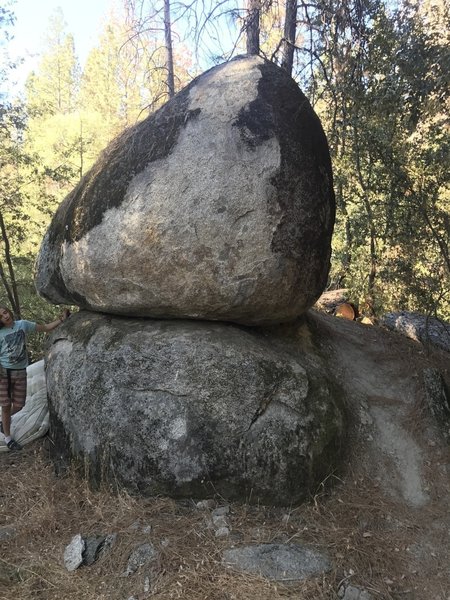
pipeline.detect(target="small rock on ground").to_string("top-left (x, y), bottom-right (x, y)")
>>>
top-left (338, 582), bottom-right (374, 600)
top-left (122, 543), bottom-right (158, 577)
top-left (64, 534), bottom-right (85, 571)
top-left (222, 543), bottom-right (331, 582)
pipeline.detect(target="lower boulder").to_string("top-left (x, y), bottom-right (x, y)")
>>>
top-left (45, 311), bottom-right (344, 505)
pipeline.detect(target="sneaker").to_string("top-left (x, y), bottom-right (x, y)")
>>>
top-left (7, 439), bottom-right (22, 451)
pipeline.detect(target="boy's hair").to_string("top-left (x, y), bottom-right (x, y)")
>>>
top-left (0, 306), bottom-right (14, 328)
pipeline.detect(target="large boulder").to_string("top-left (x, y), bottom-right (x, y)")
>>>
top-left (35, 55), bottom-right (335, 325)
top-left (45, 311), bottom-right (344, 505)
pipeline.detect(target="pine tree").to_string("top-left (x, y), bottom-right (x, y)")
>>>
top-left (25, 7), bottom-right (79, 116)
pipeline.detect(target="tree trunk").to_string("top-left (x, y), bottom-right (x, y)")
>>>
top-left (353, 129), bottom-right (377, 318)
top-left (0, 210), bottom-right (21, 318)
top-left (246, 0), bottom-right (260, 56)
top-left (164, 0), bottom-right (175, 98)
top-left (281, 0), bottom-right (297, 75)
top-left (79, 118), bottom-right (84, 179)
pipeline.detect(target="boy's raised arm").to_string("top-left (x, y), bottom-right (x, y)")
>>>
top-left (36, 309), bottom-right (70, 333)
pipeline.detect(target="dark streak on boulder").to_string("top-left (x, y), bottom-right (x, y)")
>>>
top-left (234, 61), bottom-right (335, 267)
top-left (51, 97), bottom-right (199, 246)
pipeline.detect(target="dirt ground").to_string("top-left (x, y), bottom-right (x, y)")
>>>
top-left (1, 311), bottom-right (449, 600)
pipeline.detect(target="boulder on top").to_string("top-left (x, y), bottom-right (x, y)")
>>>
top-left (45, 311), bottom-right (344, 506)
top-left (35, 55), bottom-right (335, 325)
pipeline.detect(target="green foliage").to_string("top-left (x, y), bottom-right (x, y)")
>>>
top-left (24, 8), bottom-right (82, 198)
top-left (300, 0), bottom-right (450, 320)
top-left (0, 5), bottom-right (73, 327)
top-left (78, 12), bottom-right (152, 159)
top-left (25, 8), bottom-right (79, 116)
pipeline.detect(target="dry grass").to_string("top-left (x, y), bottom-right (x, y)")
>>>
top-left (3, 314), bottom-right (450, 599)
top-left (1, 438), bottom-right (449, 600)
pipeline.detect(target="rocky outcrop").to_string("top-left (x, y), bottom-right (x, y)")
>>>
top-left (381, 311), bottom-right (450, 353)
top-left (45, 311), bottom-right (344, 506)
top-left (35, 55), bottom-right (335, 325)
top-left (314, 289), bottom-right (349, 314)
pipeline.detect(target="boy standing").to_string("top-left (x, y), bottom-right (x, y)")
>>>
top-left (0, 306), bottom-right (69, 450)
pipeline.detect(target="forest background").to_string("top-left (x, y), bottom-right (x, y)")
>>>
top-left (0, 0), bottom-right (449, 357)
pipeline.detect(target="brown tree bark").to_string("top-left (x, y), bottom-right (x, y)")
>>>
top-left (164, 0), bottom-right (175, 98)
top-left (246, 0), bottom-right (260, 55)
top-left (281, 0), bottom-right (298, 75)
top-left (0, 210), bottom-right (21, 318)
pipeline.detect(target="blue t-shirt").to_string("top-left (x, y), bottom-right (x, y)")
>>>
top-left (0, 320), bottom-right (36, 369)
